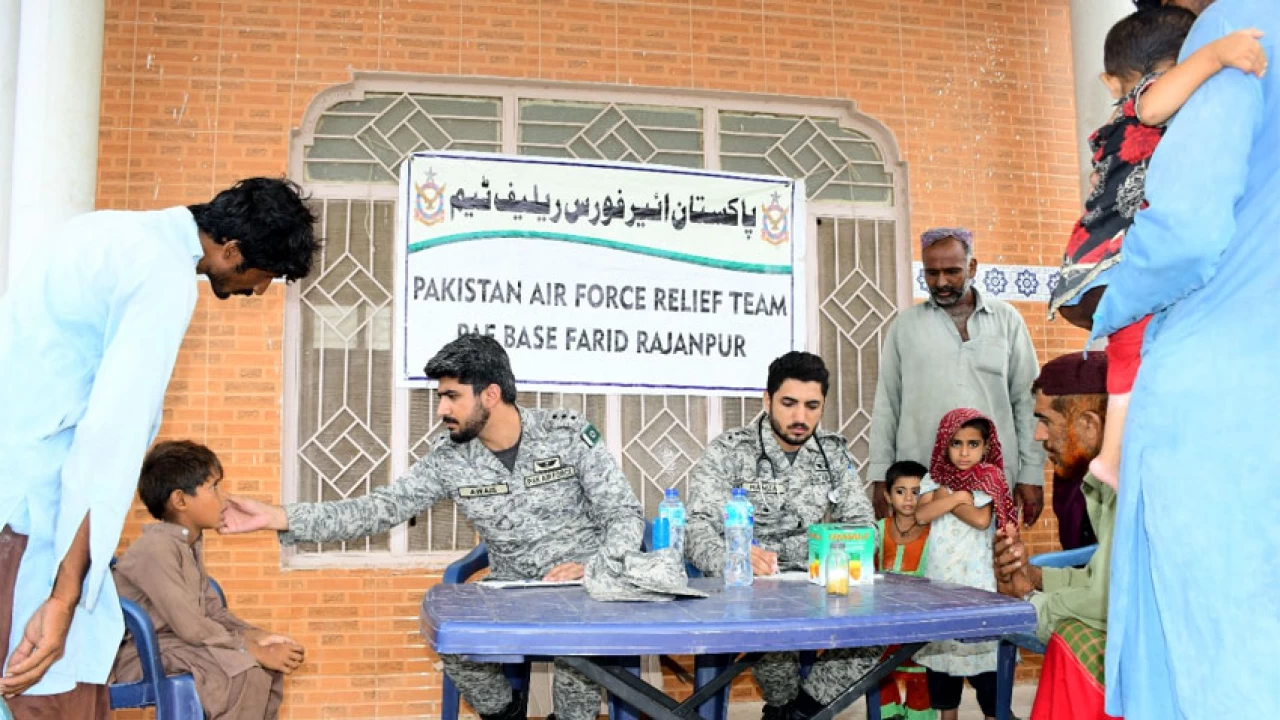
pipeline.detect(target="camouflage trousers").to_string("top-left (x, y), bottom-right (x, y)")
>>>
top-left (752, 646), bottom-right (883, 707)
top-left (440, 654), bottom-right (601, 720)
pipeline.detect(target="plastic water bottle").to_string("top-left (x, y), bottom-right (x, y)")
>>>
top-left (658, 488), bottom-right (687, 557)
top-left (723, 487), bottom-right (754, 587)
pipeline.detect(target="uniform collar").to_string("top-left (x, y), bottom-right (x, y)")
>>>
top-left (456, 405), bottom-right (530, 475)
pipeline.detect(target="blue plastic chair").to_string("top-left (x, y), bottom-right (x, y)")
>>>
top-left (1029, 544), bottom-right (1097, 571)
top-left (439, 543), bottom-right (642, 720)
top-left (107, 558), bottom-right (226, 719)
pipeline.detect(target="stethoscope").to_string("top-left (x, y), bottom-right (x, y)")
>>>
top-left (752, 414), bottom-right (838, 487)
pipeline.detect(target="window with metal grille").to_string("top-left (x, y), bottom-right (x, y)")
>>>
top-left (285, 78), bottom-right (909, 566)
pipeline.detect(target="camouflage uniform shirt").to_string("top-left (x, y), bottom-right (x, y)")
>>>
top-left (685, 415), bottom-right (873, 575)
top-left (281, 407), bottom-right (644, 580)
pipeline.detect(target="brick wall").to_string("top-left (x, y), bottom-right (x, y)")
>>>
top-left (102, 0), bottom-right (1084, 715)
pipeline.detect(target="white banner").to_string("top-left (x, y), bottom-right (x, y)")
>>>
top-left (395, 152), bottom-right (807, 395)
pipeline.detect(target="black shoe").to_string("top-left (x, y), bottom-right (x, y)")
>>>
top-left (761, 703), bottom-right (792, 720)
top-left (788, 689), bottom-right (824, 720)
top-left (480, 692), bottom-right (528, 720)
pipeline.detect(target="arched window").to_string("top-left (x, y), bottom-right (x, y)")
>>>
top-left (284, 75), bottom-right (909, 566)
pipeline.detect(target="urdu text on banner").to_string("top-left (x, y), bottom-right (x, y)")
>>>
top-left (395, 152), bottom-right (807, 395)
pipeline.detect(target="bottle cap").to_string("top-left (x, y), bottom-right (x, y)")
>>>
top-left (664, 488), bottom-right (680, 499)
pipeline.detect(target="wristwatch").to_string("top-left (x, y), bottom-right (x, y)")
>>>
top-left (1022, 589), bottom-right (1042, 602)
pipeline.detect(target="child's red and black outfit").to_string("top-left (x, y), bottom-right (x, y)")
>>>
top-left (1049, 73), bottom-right (1166, 392)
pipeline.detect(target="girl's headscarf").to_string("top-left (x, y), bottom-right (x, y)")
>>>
top-left (929, 408), bottom-right (1017, 528)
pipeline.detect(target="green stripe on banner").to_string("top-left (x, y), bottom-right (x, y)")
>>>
top-left (407, 230), bottom-right (791, 275)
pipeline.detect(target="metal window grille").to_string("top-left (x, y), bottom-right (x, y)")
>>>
top-left (285, 78), bottom-right (908, 565)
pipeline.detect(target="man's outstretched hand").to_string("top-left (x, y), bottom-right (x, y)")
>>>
top-left (220, 496), bottom-right (289, 534)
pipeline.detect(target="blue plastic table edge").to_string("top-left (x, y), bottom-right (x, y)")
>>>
top-left (421, 583), bottom-right (1038, 660)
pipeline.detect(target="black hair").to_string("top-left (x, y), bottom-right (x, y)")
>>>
top-left (138, 440), bottom-right (223, 521)
top-left (1132, 0), bottom-right (1162, 9)
top-left (188, 177), bottom-right (319, 282)
top-left (424, 334), bottom-right (518, 403)
top-left (885, 460), bottom-right (928, 490)
top-left (1104, 6), bottom-right (1197, 79)
top-left (765, 351), bottom-right (830, 396)
top-left (958, 417), bottom-right (992, 443)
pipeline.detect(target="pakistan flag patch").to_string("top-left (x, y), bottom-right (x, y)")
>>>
top-left (580, 423), bottom-right (601, 448)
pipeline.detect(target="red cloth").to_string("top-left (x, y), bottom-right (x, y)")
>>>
top-left (1030, 633), bottom-right (1122, 720)
top-left (928, 408), bottom-right (1016, 528)
top-left (1105, 315), bottom-right (1152, 394)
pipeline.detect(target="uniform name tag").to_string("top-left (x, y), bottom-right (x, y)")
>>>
top-left (742, 481), bottom-right (786, 495)
top-left (459, 483), bottom-right (511, 498)
top-left (525, 466), bottom-right (577, 488)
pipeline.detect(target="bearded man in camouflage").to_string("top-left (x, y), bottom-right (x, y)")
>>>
top-left (685, 351), bottom-right (879, 720)
top-left (222, 334), bottom-right (645, 720)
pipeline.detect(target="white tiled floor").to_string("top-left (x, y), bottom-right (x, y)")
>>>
top-left (725, 683), bottom-right (1038, 720)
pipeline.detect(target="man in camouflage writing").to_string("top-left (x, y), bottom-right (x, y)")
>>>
top-left (685, 351), bottom-right (878, 720)
top-left (221, 334), bottom-right (644, 720)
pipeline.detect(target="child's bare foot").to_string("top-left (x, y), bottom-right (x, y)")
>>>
top-left (1090, 457), bottom-right (1119, 490)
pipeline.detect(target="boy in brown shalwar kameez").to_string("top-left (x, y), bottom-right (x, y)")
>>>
top-left (111, 441), bottom-right (305, 719)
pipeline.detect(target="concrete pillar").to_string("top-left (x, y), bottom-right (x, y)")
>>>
top-left (1068, 0), bottom-right (1137, 199)
top-left (0, 0), bottom-right (20, 296)
top-left (4, 0), bottom-right (105, 292)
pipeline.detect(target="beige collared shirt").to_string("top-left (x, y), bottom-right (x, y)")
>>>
top-left (868, 289), bottom-right (1045, 488)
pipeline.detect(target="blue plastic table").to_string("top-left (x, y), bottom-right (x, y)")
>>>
top-left (421, 573), bottom-right (1035, 720)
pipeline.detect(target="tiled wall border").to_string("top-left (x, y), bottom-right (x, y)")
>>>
top-left (911, 261), bottom-right (1061, 304)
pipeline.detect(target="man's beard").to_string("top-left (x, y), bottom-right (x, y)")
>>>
top-left (1053, 434), bottom-right (1096, 484)
top-left (929, 278), bottom-right (972, 307)
top-left (448, 405), bottom-right (490, 443)
top-left (770, 414), bottom-right (814, 447)
top-left (208, 269), bottom-right (252, 299)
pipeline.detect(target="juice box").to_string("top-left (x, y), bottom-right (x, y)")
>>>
top-left (807, 523), bottom-right (877, 586)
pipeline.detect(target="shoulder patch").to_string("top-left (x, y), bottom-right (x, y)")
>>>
top-left (580, 422), bottom-right (602, 448)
